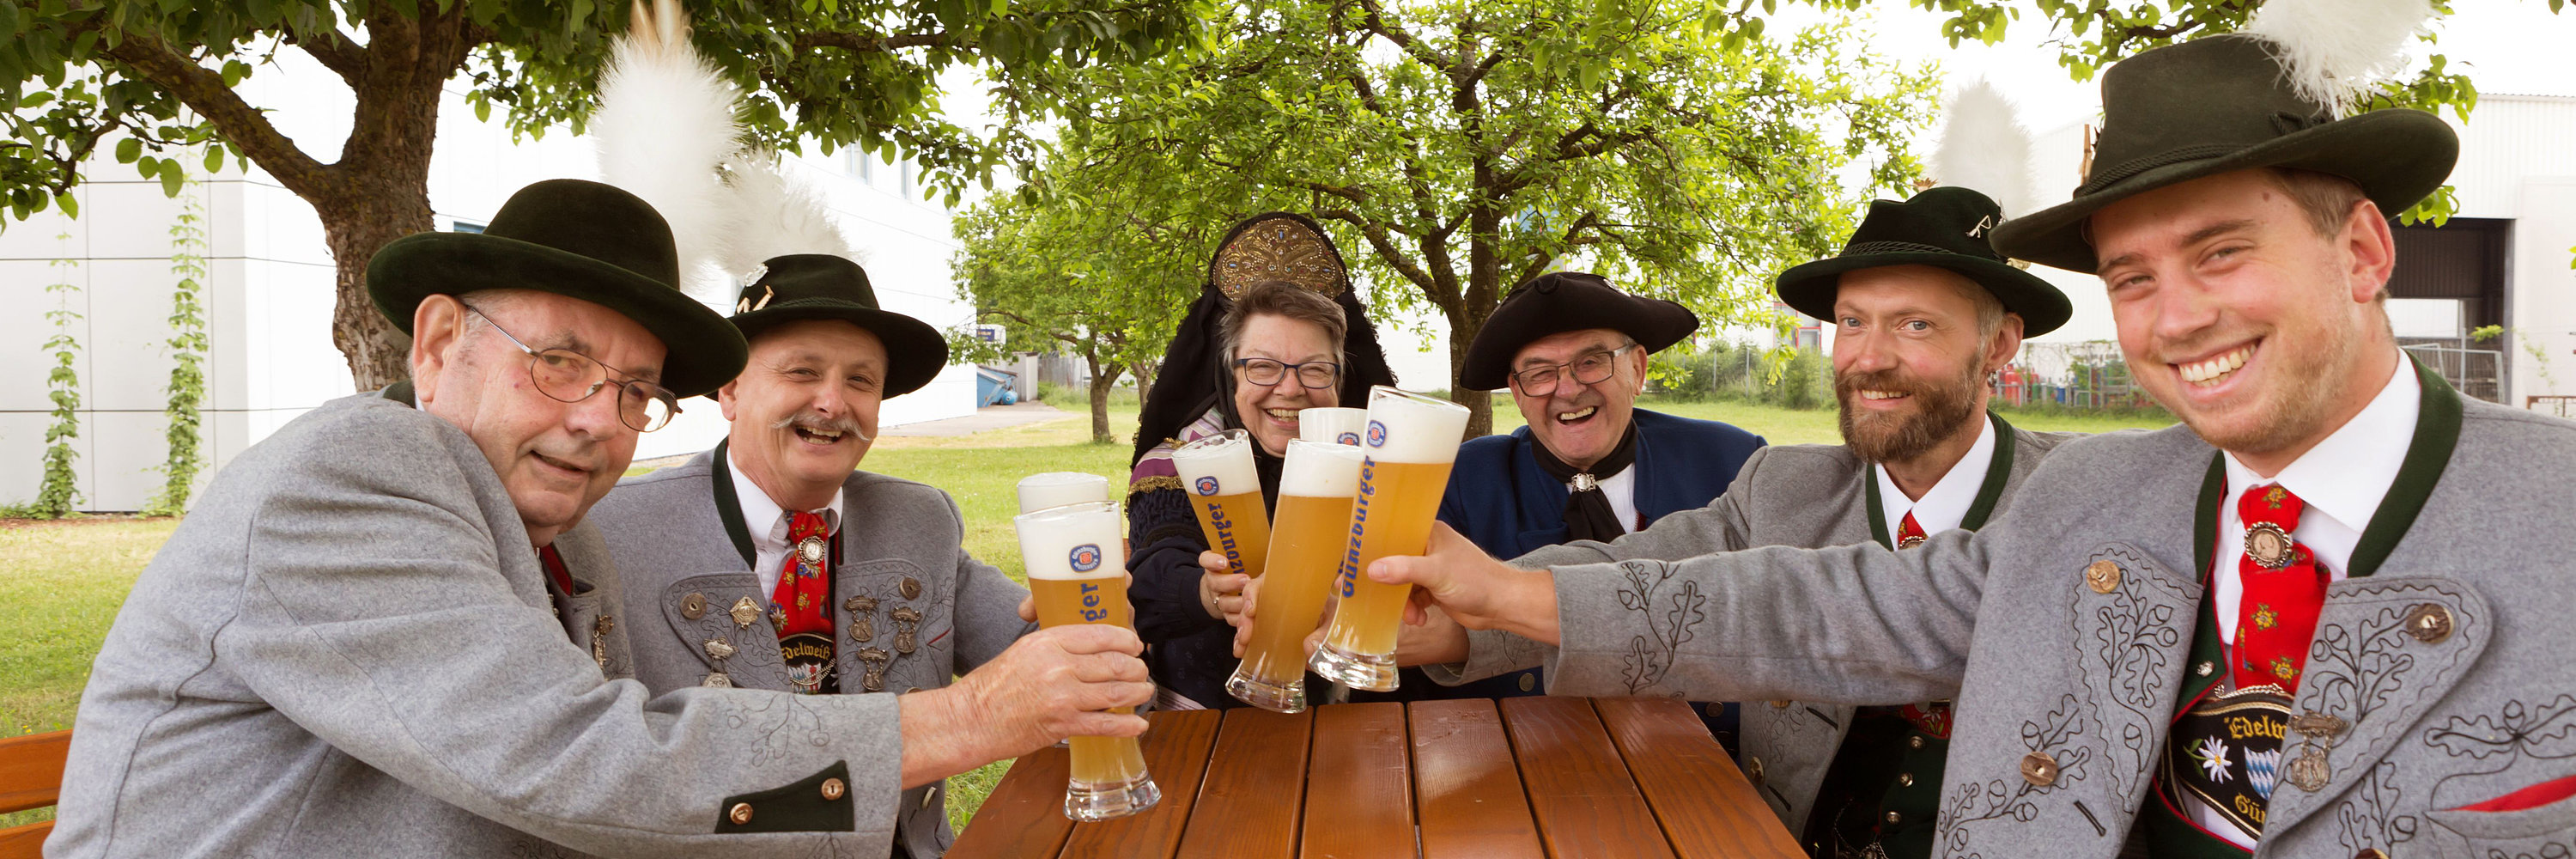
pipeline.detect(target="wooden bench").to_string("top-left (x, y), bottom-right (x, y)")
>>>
top-left (0, 730), bottom-right (71, 859)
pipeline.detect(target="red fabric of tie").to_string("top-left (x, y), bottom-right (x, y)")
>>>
top-left (537, 545), bottom-right (574, 594)
top-left (2234, 484), bottom-right (2328, 694)
top-left (772, 511), bottom-right (833, 637)
top-left (1896, 510), bottom-right (1927, 548)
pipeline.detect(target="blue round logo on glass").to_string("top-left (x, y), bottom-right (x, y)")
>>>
top-left (1194, 475), bottom-right (1219, 496)
top-left (1337, 431), bottom-right (1361, 446)
top-left (1069, 544), bottom-right (1102, 572)
top-left (1366, 421), bottom-right (1388, 447)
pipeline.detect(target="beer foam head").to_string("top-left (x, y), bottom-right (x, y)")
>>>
top-left (1360, 386), bottom-right (1472, 464)
top-left (1016, 472), bottom-right (1109, 514)
top-left (1014, 501), bottom-right (1127, 581)
top-left (1171, 429), bottom-right (1261, 497)
top-left (1297, 407), bottom-right (1369, 447)
top-left (1279, 439), bottom-right (1366, 497)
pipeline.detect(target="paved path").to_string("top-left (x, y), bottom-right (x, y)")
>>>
top-left (878, 401), bottom-right (1069, 437)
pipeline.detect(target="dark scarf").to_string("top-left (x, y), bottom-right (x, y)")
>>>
top-left (1130, 282), bottom-right (1400, 466)
top-left (1529, 418), bottom-right (1641, 542)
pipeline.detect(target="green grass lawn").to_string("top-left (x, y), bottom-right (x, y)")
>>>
top-left (0, 394), bottom-right (2167, 834)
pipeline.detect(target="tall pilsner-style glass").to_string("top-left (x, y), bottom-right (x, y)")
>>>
top-left (1310, 387), bottom-right (1471, 691)
top-left (1297, 407), bottom-right (1368, 447)
top-left (1225, 440), bottom-right (1366, 712)
top-left (1170, 430), bottom-right (1273, 581)
top-left (1013, 502), bottom-right (1160, 821)
top-left (1017, 472), bottom-right (1110, 515)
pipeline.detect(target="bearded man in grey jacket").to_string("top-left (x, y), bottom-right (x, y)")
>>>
top-left (1370, 34), bottom-right (2576, 859)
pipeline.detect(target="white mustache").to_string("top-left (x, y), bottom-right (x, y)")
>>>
top-left (770, 413), bottom-right (872, 443)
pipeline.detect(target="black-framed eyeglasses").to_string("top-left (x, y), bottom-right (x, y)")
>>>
top-left (463, 305), bottom-right (682, 433)
top-left (1508, 342), bottom-right (1637, 393)
top-left (1232, 357), bottom-right (1341, 390)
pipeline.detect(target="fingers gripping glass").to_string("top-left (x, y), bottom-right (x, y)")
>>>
top-left (1233, 358), bottom-right (1341, 390)
top-left (1508, 342), bottom-right (1637, 393)
top-left (464, 306), bottom-right (682, 432)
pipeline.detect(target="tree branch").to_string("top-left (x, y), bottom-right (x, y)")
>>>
top-left (1351, 0), bottom-right (1453, 74)
top-left (96, 28), bottom-right (331, 198)
top-left (288, 27), bottom-right (368, 86)
top-left (793, 32), bottom-right (956, 53)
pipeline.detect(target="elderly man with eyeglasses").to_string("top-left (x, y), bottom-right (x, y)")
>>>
top-left (50, 180), bottom-right (1151, 859)
top-left (1349, 272), bottom-right (1764, 720)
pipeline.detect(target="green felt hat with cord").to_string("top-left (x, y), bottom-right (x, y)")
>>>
top-left (366, 179), bottom-right (749, 399)
top-left (1776, 186), bottom-right (2075, 337)
top-left (726, 253), bottom-right (950, 399)
top-left (1990, 32), bottom-right (2459, 273)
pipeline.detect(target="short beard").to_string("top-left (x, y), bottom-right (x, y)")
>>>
top-left (1837, 360), bottom-right (1986, 464)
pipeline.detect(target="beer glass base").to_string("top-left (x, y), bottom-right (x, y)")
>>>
top-left (1309, 645), bottom-right (1399, 691)
top-left (1064, 772), bottom-right (1160, 821)
top-left (1224, 668), bottom-right (1308, 713)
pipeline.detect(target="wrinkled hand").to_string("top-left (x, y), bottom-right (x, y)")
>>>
top-left (1367, 521), bottom-right (1560, 645)
top-left (1392, 604), bottom-right (1470, 667)
top-left (1197, 549), bottom-right (1252, 625)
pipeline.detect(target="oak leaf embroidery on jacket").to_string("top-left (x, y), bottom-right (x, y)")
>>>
top-left (1616, 560), bottom-right (1706, 693)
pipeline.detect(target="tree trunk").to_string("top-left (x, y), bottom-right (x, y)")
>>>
top-left (321, 188), bottom-right (434, 391)
top-left (1084, 353), bottom-right (1119, 445)
top-left (319, 9), bottom-right (464, 391)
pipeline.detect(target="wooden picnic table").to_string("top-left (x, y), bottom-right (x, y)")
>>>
top-left (950, 697), bottom-right (1803, 858)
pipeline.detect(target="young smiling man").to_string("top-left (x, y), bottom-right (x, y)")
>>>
top-left (1368, 34), bottom-right (2576, 858)
top-left (586, 254), bottom-right (1151, 857)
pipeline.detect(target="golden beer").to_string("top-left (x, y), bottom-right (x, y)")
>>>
top-left (1310, 387), bottom-right (1471, 691)
top-left (1226, 440), bottom-right (1364, 712)
top-left (1172, 430), bottom-right (1273, 581)
top-left (1012, 501), bottom-right (1160, 821)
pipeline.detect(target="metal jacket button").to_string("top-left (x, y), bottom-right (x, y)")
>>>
top-left (2020, 751), bottom-right (2059, 787)
top-left (727, 802), bottom-right (753, 825)
top-left (2404, 603), bottom-right (2453, 643)
top-left (2084, 560), bottom-right (2121, 594)
top-left (821, 777), bottom-right (847, 801)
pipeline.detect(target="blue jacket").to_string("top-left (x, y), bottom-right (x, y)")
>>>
top-left (1437, 408), bottom-right (1765, 558)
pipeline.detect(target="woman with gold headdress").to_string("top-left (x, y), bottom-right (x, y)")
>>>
top-left (1126, 213), bottom-right (1400, 710)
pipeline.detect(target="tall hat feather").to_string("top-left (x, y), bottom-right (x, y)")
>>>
top-left (1930, 80), bottom-right (2035, 218)
top-left (594, 0), bottom-right (855, 302)
top-left (2242, 0), bottom-right (2439, 116)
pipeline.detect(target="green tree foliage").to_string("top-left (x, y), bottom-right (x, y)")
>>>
top-left (949, 170), bottom-right (1209, 443)
top-left (1018, 0), bottom-right (1940, 434)
top-left (0, 0), bottom-right (1200, 389)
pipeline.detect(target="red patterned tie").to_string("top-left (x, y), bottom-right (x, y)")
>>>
top-left (2234, 484), bottom-right (2328, 693)
top-left (1896, 510), bottom-right (1928, 548)
top-left (771, 511), bottom-right (833, 637)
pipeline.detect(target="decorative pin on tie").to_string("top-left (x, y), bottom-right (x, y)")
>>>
top-left (796, 535), bottom-right (827, 570)
top-left (1899, 534), bottom-right (1926, 549)
top-left (890, 606), bottom-right (923, 655)
top-left (846, 595), bottom-right (878, 643)
top-left (2245, 521), bottom-right (2294, 569)
top-left (1570, 472), bottom-right (1598, 492)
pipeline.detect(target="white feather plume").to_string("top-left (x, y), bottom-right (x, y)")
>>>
top-left (714, 151), bottom-right (857, 279)
top-left (1931, 80), bottom-right (2036, 217)
top-left (2243, 0), bottom-right (2437, 116)
top-left (594, 0), bottom-right (748, 302)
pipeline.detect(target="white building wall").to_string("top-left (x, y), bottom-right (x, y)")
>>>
top-left (1, 55), bottom-right (974, 511)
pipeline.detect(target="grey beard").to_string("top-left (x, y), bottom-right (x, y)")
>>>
top-left (770, 413), bottom-right (873, 443)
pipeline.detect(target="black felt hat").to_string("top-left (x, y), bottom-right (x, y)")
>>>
top-left (726, 253), bottom-right (949, 398)
top-left (1990, 34), bottom-right (2459, 273)
top-left (1459, 272), bottom-right (1698, 391)
top-left (367, 179), bottom-right (748, 398)
top-left (1776, 186), bottom-right (2073, 337)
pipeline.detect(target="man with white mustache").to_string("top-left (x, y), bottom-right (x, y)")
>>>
top-left (587, 254), bottom-right (1150, 857)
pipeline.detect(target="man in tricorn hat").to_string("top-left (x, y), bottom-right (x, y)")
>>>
top-left (1361, 271), bottom-right (1764, 717)
top-left (1368, 27), bottom-right (2576, 859)
top-left (49, 180), bottom-right (1149, 858)
top-left (589, 254), bottom-right (1140, 856)
top-left (1419, 186), bottom-right (2081, 859)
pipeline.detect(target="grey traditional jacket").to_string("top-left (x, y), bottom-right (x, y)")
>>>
top-left (1453, 414), bottom-right (2075, 843)
top-left (52, 392), bottom-right (920, 858)
top-left (1507, 369), bottom-right (2576, 857)
top-left (586, 444), bottom-right (1037, 858)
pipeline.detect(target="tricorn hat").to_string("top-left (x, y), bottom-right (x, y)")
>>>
top-left (366, 179), bottom-right (748, 398)
top-left (1990, 34), bottom-right (2459, 272)
top-left (728, 254), bottom-right (949, 398)
top-left (1775, 186), bottom-right (2073, 336)
top-left (1459, 272), bottom-right (1698, 391)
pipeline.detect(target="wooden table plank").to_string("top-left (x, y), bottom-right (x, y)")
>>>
top-left (1500, 697), bottom-right (1677, 859)
top-left (1300, 702), bottom-right (1416, 859)
top-left (1593, 698), bottom-right (1803, 859)
top-left (1173, 708), bottom-right (1315, 859)
top-left (945, 746), bottom-right (1075, 858)
top-left (1058, 709), bottom-right (1223, 859)
top-left (1407, 699), bottom-right (1546, 859)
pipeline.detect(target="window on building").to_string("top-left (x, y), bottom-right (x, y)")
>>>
top-left (451, 219), bottom-right (486, 234)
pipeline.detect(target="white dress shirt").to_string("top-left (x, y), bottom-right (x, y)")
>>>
top-left (1594, 465), bottom-right (1642, 535)
top-left (727, 450), bottom-right (846, 598)
top-left (1874, 413), bottom-right (1996, 540)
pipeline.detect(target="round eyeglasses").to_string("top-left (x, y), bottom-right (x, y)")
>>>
top-left (464, 305), bottom-right (682, 433)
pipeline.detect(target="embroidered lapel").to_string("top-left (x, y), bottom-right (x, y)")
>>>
top-left (659, 574), bottom-right (791, 691)
top-left (2263, 576), bottom-right (2489, 836)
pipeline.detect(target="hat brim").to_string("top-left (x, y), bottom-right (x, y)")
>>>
top-left (1459, 298), bottom-right (1698, 391)
top-left (367, 232), bottom-right (748, 399)
top-left (1991, 109), bottom-right (2458, 274)
top-left (1775, 252), bottom-right (2074, 337)
top-left (732, 300), bottom-right (951, 399)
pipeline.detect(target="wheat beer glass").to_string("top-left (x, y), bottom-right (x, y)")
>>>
top-left (1225, 440), bottom-right (1366, 711)
top-left (1170, 430), bottom-right (1273, 582)
top-left (1297, 407), bottom-right (1368, 446)
top-left (1013, 502), bottom-right (1160, 821)
top-left (1310, 387), bottom-right (1471, 691)
top-left (1018, 472), bottom-right (1110, 514)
